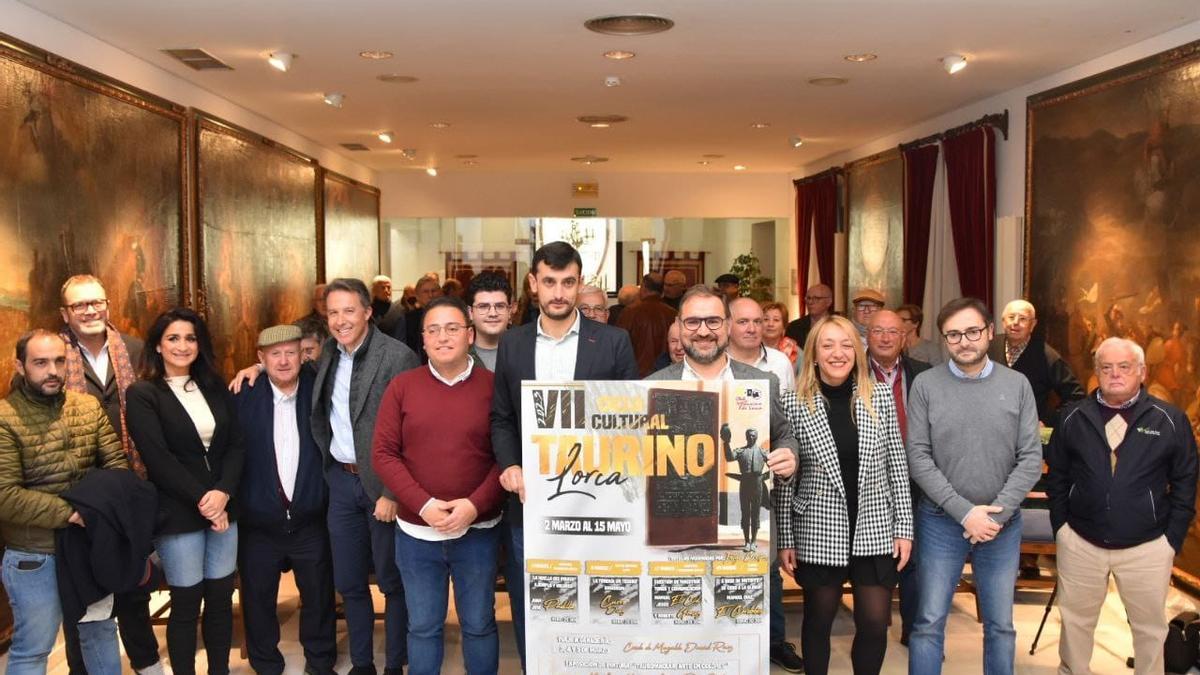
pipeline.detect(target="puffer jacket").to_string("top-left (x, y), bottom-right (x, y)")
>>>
top-left (0, 382), bottom-right (127, 553)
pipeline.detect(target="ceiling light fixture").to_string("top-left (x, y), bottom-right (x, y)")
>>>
top-left (604, 50), bottom-right (636, 60)
top-left (400, 149), bottom-right (417, 160)
top-left (808, 76), bottom-right (849, 87)
top-left (788, 136), bottom-right (804, 148)
top-left (462, 160), bottom-right (478, 166)
top-left (377, 73), bottom-right (419, 84)
top-left (454, 154), bottom-right (478, 159)
top-left (749, 122), bottom-right (771, 129)
top-left (425, 167), bottom-right (438, 177)
top-left (733, 165), bottom-right (747, 171)
top-left (577, 114), bottom-right (628, 126)
top-left (697, 161), bottom-right (711, 166)
top-left (942, 54), bottom-right (968, 74)
top-left (570, 155), bottom-right (609, 164)
top-left (267, 52), bottom-right (294, 72)
top-left (430, 122), bottom-right (451, 129)
top-left (322, 92), bottom-right (345, 108)
top-left (844, 53), bottom-right (877, 62)
top-left (604, 75), bottom-right (622, 87)
top-left (584, 15), bottom-right (674, 36)
top-left (377, 131), bottom-right (394, 144)
top-left (359, 50), bottom-right (394, 60)
top-left (701, 154), bottom-right (725, 159)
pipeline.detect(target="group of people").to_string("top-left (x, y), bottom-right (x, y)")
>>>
top-left (0, 241), bottom-right (1195, 675)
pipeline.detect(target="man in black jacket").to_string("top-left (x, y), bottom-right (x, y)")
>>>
top-left (234, 325), bottom-right (336, 675)
top-left (989, 299), bottom-right (1085, 426)
top-left (1046, 336), bottom-right (1198, 675)
top-left (491, 242), bottom-right (639, 669)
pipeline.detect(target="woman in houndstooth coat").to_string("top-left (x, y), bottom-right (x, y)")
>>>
top-left (776, 315), bottom-right (914, 675)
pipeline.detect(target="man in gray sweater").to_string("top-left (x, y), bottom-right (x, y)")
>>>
top-left (905, 297), bottom-right (1042, 675)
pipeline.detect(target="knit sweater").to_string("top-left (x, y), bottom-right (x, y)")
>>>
top-left (906, 361), bottom-right (1042, 525)
top-left (371, 364), bottom-right (504, 526)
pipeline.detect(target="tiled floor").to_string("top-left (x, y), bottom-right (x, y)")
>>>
top-left (5, 574), bottom-right (1197, 674)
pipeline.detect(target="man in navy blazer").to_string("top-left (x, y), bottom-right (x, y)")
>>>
top-left (491, 242), bottom-right (639, 669)
top-left (234, 325), bottom-right (335, 675)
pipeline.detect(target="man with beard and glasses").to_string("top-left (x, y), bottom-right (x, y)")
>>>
top-left (644, 285), bottom-right (803, 673)
top-left (905, 297), bottom-right (1042, 675)
top-left (490, 241), bottom-right (638, 669)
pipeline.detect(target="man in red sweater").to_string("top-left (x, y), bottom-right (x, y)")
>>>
top-left (372, 295), bottom-right (503, 675)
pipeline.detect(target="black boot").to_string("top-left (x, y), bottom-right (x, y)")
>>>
top-left (167, 583), bottom-right (205, 675)
top-left (201, 574), bottom-right (236, 675)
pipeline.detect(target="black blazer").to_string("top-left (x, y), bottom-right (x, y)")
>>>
top-left (490, 314), bottom-right (639, 522)
top-left (126, 378), bottom-right (244, 536)
top-left (899, 354), bottom-right (931, 397)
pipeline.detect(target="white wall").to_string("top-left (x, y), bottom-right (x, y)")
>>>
top-left (795, 19), bottom-right (1200, 312)
top-left (3, 0), bottom-right (374, 184)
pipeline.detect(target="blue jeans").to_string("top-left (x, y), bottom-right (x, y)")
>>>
top-left (2, 549), bottom-right (121, 675)
top-left (156, 523), bottom-right (239, 586)
top-left (395, 526), bottom-right (500, 675)
top-left (909, 500), bottom-right (1021, 675)
top-left (501, 521), bottom-right (526, 670)
top-left (326, 465), bottom-right (407, 668)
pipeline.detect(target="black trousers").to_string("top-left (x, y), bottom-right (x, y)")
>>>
top-left (64, 586), bottom-right (160, 674)
top-left (238, 520), bottom-right (337, 675)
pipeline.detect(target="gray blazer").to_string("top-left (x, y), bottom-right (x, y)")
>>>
top-left (310, 324), bottom-right (420, 501)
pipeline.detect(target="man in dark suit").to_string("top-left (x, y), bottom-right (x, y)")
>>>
top-left (785, 283), bottom-right (833, 349)
top-left (234, 325), bottom-right (336, 675)
top-left (866, 309), bottom-right (931, 646)
top-left (57, 274), bottom-right (162, 675)
top-left (491, 242), bottom-right (639, 669)
top-left (644, 284), bottom-right (801, 672)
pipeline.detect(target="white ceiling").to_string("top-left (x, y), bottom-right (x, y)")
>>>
top-left (19, 0), bottom-right (1200, 174)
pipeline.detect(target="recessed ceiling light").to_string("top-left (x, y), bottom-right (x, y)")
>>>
top-left (400, 148), bottom-right (417, 160)
top-left (701, 153), bottom-right (725, 159)
top-left (359, 50), bottom-right (394, 60)
top-left (941, 54), bottom-right (968, 74)
top-left (430, 122), bottom-right (451, 129)
top-left (733, 165), bottom-right (747, 171)
top-left (267, 52), bottom-right (294, 72)
top-left (322, 92), bottom-right (345, 108)
top-left (462, 160), bottom-right (478, 166)
top-left (808, 76), bottom-right (849, 87)
top-left (425, 167), bottom-right (438, 177)
top-left (697, 160), bottom-right (711, 166)
top-left (844, 53), bottom-right (877, 62)
top-left (788, 136), bottom-right (804, 148)
top-left (749, 122), bottom-right (771, 129)
top-left (604, 50), bottom-right (636, 60)
top-left (377, 73), bottom-right (419, 84)
top-left (577, 114), bottom-right (628, 126)
top-left (377, 131), bottom-right (394, 144)
top-left (571, 155), bottom-right (610, 164)
top-left (584, 15), bottom-right (674, 36)
top-left (454, 154), bottom-right (478, 159)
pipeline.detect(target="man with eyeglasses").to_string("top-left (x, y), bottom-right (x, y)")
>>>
top-left (374, 296), bottom-right (505, 674)
top-left (865, 309), bottom-right (930, 647)
top-left (491, 241), bottom-right (638, 669)
top-left (465, 271), bottom-right (513, 371)
top-left (727, 297), bottom-right (795, 391)
top-left (618, 272), bottom-right (678, 377)
top-left (576, 285), bottom-right (610, 324)
top-left (786, 283), bottom-right (834, 350)
top-left (56, 274), bottom-right (164, 675)
top-left (645, 285), bottom-right (803, 673)
top-left (988, 299), bottom-right (1084, 427)
top-left (1045, 337), bottom-right (1196, 675)
top-left (905, 297), bottom-right (1042, 675)
top-left (850, 288), bottom-right (886, 345)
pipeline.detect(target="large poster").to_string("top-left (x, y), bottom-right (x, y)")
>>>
top-left (846, 151), bottom-right (903, 308)
top-left (521, 379), bottom-right (772, 674)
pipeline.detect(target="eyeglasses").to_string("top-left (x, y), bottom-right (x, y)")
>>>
top-left (423, 323), bottom-right (469, 337)
top-left (65, 299), bottom-right (109, 315)
top-left (579, 304), bottom-right (609, 316)
top-left (942, 326), bottom-right (987, 344)
top-left (869, 328), bottom-right (903, 337)
top-left (1098, 362), bottom-right (1138, 376)
top-left (805, 295), bottom-right (831, 303)
top-left (472, 302), bottom-right (509, 314)
top-left (1003, 315), bottom-right (1033, 325)
top-left (855, 302), bottom-right (882, 314)
top-left (681, 316), bottom-right (725, 332)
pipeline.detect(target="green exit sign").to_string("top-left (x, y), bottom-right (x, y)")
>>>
top-left (574, 207), bottom-right (598, 217)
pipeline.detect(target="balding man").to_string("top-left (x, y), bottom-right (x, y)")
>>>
top-left (786, 283), bottom-right (833, 349)
top-left (607, 284), bottom-right (640, 327)
top-left (662, 270), bottom-right (688, 310)
top-left (618, 273), bottom-right (678, 377)
top-left (727, 298), bottom-right (795, 391)
top-left (988, 299), bottom-right (1084, 426)
top-left (1046, 337), bottom-right (1197, 675)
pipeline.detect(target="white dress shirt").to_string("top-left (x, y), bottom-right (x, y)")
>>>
top-left (270, 380), bottom-right (300, 501)
top-left (745, 345), bottom-right (796, 391)
top-left (682, 354), bottom-right (735, 382)
top-left (534, 310), bottom-right (581, 381)
top-left (329, 338), bottom-right (365, 464)
top-left (80, 340), bottom-right (110, 384)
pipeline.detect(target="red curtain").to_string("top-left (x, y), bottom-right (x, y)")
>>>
top-left (943, 126), bottom-right (996, 312)
top-left (793, 173), bottom-right (838, 312)
top-left (902, 144), bottom-right (939, 306)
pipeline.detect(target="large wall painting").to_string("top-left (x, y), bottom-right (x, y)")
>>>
top-left (0, 35), bottom-right (185, 388)
top-left (195, 114), bottom-right (319, 376)
top-left (1026, 39), bottom-right (1200, 580)
top-left (323, 170), bottom-right (380, 283)
top-left (845, 151), bottom-right (904, 308)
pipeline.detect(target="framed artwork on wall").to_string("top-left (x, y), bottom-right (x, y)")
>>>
top-left (323, 169), bottom-right (381, 283)
top-left (635, 251), bottom-right (707, 286)
top-left (194, 112), bottom-right (319, 375)
top-left (445, 251), bottom-right (519, 293)
top-left (1025, 38), bottom-right (1200, 585)
top-left (844, 149), bottom-right (904, 308)
top-left (0, 33), bottom-right (187, 389)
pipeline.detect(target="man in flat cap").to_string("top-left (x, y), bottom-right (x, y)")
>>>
top-left (852, 287), bottom-right (886, 346)
top-left (233, 325), bottom-right (336, 675)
